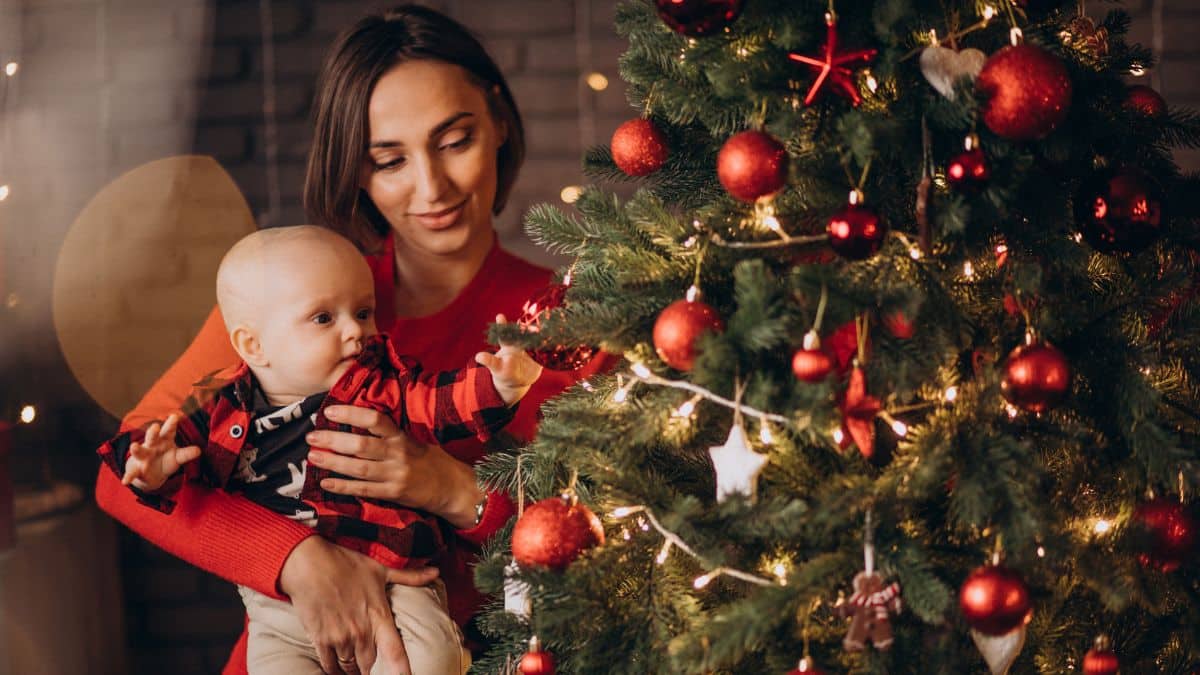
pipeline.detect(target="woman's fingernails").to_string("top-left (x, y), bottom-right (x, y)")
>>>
top-left (324, 407), bottom-right (339, 419)
top-left (307, 451), bottom-right (321, 464)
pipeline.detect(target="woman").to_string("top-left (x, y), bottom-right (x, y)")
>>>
top-left (94, 6), bottom-right (605, 674)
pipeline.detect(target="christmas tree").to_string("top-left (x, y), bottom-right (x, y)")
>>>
top-left (476, 1), bottom-right (1200, 673)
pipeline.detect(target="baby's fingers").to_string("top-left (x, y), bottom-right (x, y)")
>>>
top-left (159, 414), bottom-right (180, 441)
top-left (164, 445), bottom-right (202, 474)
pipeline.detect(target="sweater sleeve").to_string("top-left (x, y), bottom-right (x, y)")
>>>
top-left (94, 305), bottom-right (313, 599)
top-left (392, 353), bottom-right (515, 446)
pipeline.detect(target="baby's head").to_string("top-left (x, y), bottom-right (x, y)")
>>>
top-left (217, 225), bottom-right (378, 402)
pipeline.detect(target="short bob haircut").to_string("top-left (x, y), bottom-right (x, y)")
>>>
top-left (303, 5), bottom-right (526, 252)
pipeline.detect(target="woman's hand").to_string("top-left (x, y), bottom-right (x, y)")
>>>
top-left (279, 536), bottom-right (439, 675)
top-left (306, 405), bottom-right (486, 529)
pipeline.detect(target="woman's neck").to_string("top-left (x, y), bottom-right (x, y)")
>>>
top-left (391, 229), bottom-right (495, 318)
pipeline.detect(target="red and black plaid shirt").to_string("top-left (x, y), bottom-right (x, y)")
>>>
top-left (97, 334), bottom-right (515, 570)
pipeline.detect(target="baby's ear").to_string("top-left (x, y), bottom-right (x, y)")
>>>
top-left (230, 325), bottom-right (267, 367)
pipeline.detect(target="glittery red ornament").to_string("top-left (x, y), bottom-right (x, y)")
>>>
top-left (717, 130), bottom-right (788, 202)
top-left (611, 118), bottom-right (669, 176)
top-left (792, 349), bottom-right (834, 383)
top-left (958, 565), bottom-right (1033, 636)
top-left (511, 495), bottom-right (604, 570)
top-left (1001, 341), bottom-right (1071, 413)
top-left (519, 637), bottom-right (556, 675)
top-left (827, 201), bottom-right (887, 260)
top-left (1126, 85), bottom-right (1167, 117)
top-left (786, 657), bottom-right (828, 675)
top-left (653, 298), bottom-right (724, 371)
top-left (1082, 636), bottom-right (1120, 675)
top-left (518, 284), bottom-right (597, 371)
top-left (947, 148), bottom-right (990, 192)
top-left (654, 0), bottom-right (745, 37)
top-left (1075, 167), bottom-right (1167, 255)
top-left (976, 44), bottom-right (1072, 140)
top-left (1134, 497), bottom-right (1197, 573)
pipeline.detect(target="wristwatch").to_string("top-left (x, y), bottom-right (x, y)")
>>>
top-left (471, 492), bottom-right (489, 527)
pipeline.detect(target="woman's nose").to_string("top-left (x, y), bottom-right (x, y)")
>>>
top-left (413, 154), bottom-right (448, 203)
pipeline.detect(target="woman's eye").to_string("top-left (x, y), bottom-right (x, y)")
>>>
top-left (374, 156), bottom-right (405, 171)
top-left (312, 313), bottom-right (332, 325)
top-left (441, 133), bottom-right (473, 151)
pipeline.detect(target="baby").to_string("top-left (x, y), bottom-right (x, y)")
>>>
top-left (97, 225), bottom-right (542, 675)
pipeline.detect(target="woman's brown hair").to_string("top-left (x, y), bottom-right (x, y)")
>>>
top-left (303, 4), bottom-right (526, 252)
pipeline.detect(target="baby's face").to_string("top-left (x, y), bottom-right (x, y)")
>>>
top-left (253, 242), bottom-right (379, 398)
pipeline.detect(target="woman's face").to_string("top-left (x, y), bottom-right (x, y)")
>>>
top-left (360, 59), bottom-right (506, 259)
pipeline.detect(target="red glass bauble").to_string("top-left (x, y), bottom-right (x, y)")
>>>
top-left (947, 148), bottom-right (990, 192)
top-left (827, 203), bottom-right (887, 260)
top-left (511, 496), bottom-right (605, 570)
top-left (654, 0), bottom-right (745, 37)
top-left (518, 284), bottom-right (597, 371)
top-left (1074, 167), bottom-right (1167, 255)
top-left (653, 298), bottom-right (724, 371)
top-left (717, 130), bottom-right (788, 202)
top-left (976, 44), bottom-right (1072, 140)
top-left (611, 118), bottom-right (670, 176)
top-left (519, 650), bottom-right (556, 675)
top-left (1126, 84), bottom-right (1167, 118)
top-left (1083, 647), bottom-right (1119, 675)
top-left (792, 349), bottom-right (834, 383)
top-left (1001, 341), bottom-right (1071, 413)
top-left (958, 565), bottom-right (1033, 636)
top-left (1134, 497), bottom-right (1197, 573)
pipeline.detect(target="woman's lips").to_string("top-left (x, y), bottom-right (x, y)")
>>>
top-left (412, 199), bottom-right (467, 231)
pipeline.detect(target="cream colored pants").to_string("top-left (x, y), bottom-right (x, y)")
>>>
top-left (237, 581), bottom-right (470, 675)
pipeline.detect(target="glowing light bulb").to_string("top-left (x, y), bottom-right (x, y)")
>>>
top-left (580, 380), bottom-right (594, 391)
top-left (674, 395), bottom-right (700, 417)
top-left (1130, 62), bottom-right (1146, 77)
top-left (685, 285), bottom-right (700, 302)
top-left (631, 363), bottom-right (651, 379)
top-left (0, 185), bottom-right (8, 201)
top-left (585, 72), bottom-right (608, 91)
top-left (759, 424), bottom-right (773, 444)
top-left (622, 528), bottom-right (631, 540)
top-left (963, 261), bottom-right (975, 278)
top-left (610, 506), bottom-right (640, 518)
top-left (909, 247), bottom-right (922, 260)
top-left (832, 428), bottom-right (845, 444)
top-left (1037, 546), bottom-right (1046, 558)
top-left (19, 405), bottom-right (35, 423)
top-left (560, 185), bottom-right (583, 203)
top-left (693, 571), bottom-right (717, 589)
top-left (613, 387), bottom-right (629, 403)
top-left (891, 419), bottom-right (908, 437)
top-left (772, 563), bottom-right (787, 580)
top-left (4, 62), bottom-right (16, 76)
top-left (983, 5), bottom-right (997, 20)
top-left (865, 71), bottom-right (879, 93)
top-left (944, 386), bottom-right (958, 402)
top-left (656, 541), bottom-right (672, 564)
top-left (1093, 519), bottom-right (1112, 535)
top-left (1009, 27), bottom-right (1023, 46)
top-left (1005, 403), bottom-right (1019, 418)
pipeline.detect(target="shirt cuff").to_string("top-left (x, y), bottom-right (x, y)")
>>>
top-left (455, 488), bottom-right (516, 546)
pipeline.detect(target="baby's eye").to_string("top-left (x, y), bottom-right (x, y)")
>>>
top-left (311, 312), bottom-right (332, 325)
top-left (356, 308), bottom-right (373, 321)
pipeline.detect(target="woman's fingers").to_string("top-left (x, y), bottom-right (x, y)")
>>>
top-left (374, 620), bottom-right (412, 675)
top-left (307, 429), bottom-right (381, 459)
top-left (317, 476), bottom-right (390, 499)
top-left (323, 404), bottom-right (400, 438)
top-left (307, 449), bottom-right (385, 481)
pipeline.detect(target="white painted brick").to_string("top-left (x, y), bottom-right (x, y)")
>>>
top-left (22, 5), bottom-right (100, 53)
top-left (211, 1), bottom-right (310, 42)
top-left (451, 0), bottom-right (574, 35)
top-left (509, 72), bottom-right (580, 114)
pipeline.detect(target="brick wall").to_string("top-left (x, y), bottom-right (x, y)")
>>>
top-left (0, 1), bottom-right (1196, 672)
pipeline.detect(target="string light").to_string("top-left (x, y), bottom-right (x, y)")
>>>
top-left (674, 394), bottom-right (702, 418)
top-left (1037, 546), bottom-right (1046, 558)
top-left (772, 563), bottom-right (788, 582)
top-left (944, 386), bottom-right (958, 402)
top-left (685, 285), bottom-right (700, 302)
top-left (1092, 518), bottom-right (1113, 535)
top-left (1129, 62), bottom-right (1146, 77)
top-left (832, 428), bottom-right (846, 444)
top-left (622, 528), bottom-right (632, 540)
top-left (560, 185), bottom-right (583, 203)
top-left (864, 70), bottom-right (879, 93)
top-left (1005, 403), bottom-right (1019, 418)
top-left (631, 363), bottom-right (652, 379)
top-left (890, 419), bottom-right (908, 437)
top-left (585, 72), bottom-right (608, 91)
top-left (983, 5), bottom-right (997, 20)
top-left (0, 185), bottom-right (9, 201)
top-left (656, 541), bottom-right (672, 564)
top-left (909, 247), bottom-right (922, 260)
top-left (613, 375), bottom-right (633, 403)
top-left (759, 422), bottom-right (774, 444)
top-left (4, 62), bottom-right (16, 77)
top-left (610, 506), bottom-right (643, 518)
top-left (963, 261), bottom-right (975, 278)
top-left (995, 243), bottom-right (1008, 256)
top-left (19, 405), bottom-right (36, 424)
top-left (1009, 27), bottom-right (1023, 46)
top-left (580, 379), bottom-right (595, 392)
top-left (693, 571), bottom-right (717, 589)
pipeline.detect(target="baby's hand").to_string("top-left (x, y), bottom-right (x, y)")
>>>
top-left (475, 314), bottom-right (544, 406)
top-left (122, 413), bottom-right (202, 491)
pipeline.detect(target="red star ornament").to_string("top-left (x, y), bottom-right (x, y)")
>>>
top-left (838, 366), bottom-right (881, 458)
top-left (787, 15), bottom-right (877, 106)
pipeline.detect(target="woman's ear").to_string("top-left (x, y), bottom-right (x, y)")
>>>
top-left (231, 325), bottom-right (268, 367)
top-left (491, 85), bottom-right (509, 147)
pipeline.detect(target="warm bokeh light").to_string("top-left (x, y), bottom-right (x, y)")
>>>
top-left (585, 72), bottom-right (608, 91)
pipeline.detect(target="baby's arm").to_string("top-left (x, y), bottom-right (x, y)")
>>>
top-left (474, 314), bottom-right (544, 405)
top-left (121, 413), bottom-right (202, 491)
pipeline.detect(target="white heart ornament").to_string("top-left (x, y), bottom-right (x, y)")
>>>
top-left (920, 46), bottom-right (987, 99)
top-left (970, 626), bottom-right (1026, 675)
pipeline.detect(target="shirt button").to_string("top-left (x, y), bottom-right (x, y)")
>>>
top-left (230, 424), bottom-right (244, 439)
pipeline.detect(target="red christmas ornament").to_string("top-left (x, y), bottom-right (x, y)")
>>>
top-left (654, 0), bottom-right (745, 37)
top-left (1126, 85), bottom-right (1167, 118)
top-left (787, 657), bottom-right (828, 674)
top-left (511, 494), bottom-right (605, 570)
top-left (518, 284), bottom-right (597, 371)
top-left (717, 130), bottom-right (788, 202)
top-left (787, 15), bottom-right (877, 106)
top-left (792, 349), bottom-right (834, 383)
top-left (1134, 497), bottom-right (1197, 573)
top-left (611, 118), bottom-right (669, 176)
top-left (948, 135), bottom-right (990, 193)
top-left (839, 366), bottom-right (881, 459)
top-left (1001, 341), bottom-right (1071, 413)
top-left (825, 319), bottom-right (864, 374)
top-left (827, 194), bottom-right (887, 260)
top-left (883, 311), bottom-right (914, 339)
top-left (653, 297), bottom-right (725, 371)
top-left (976, 44), bottom-right (1072, 140)
top-left (519, 636), bottom-right (556, 675)
top-left (1074, 167), bottom-right (1167, 255)
top-left (958, 564), bottom-right (1033, 636)
top-left (1082, 636), bottom-right (1119, 675)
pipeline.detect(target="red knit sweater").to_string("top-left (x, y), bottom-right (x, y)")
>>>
top-left (93, 236), bottom-right (606, 673)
